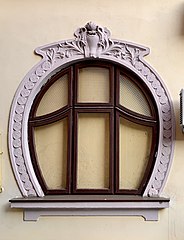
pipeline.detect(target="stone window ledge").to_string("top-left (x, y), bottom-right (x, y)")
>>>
top-left (9, 195), bottom-right (169, 221)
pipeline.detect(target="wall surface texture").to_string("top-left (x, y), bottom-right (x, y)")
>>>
top-left (1, 0), bottom-right (184, 239)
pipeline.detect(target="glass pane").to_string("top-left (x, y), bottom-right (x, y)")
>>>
top-left (119, 117), bottom-right (152, 189)
top-left (78, 67), bottom-right (110, 103)
top-left (77, 113), bottom-right (110, 189)
top-left (34, 119), bottom-right (68, 189)
top-left (36, 74), bottom-right (68, 116)
top-left (120, 74), bottom-right (151, 116)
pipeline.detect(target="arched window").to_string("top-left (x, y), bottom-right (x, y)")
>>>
top-left (28, 60), bottom-right (159, 195)
top-left (9, 22), bottom-right (174, 221)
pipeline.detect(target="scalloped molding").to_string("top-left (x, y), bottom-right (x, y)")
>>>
top-left (8, 22), bottom-right (175, 198)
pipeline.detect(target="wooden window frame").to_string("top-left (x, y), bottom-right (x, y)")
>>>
top-left (115, 68), bottom-right (159, 195)
top-left (73, 108), bottom-right (114, 194)
top-left (27, 60), bottom-right (159, 196)
top-left (74, 62), bottom-right (114, 107)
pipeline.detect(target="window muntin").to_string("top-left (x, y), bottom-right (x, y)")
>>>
top-left (28, 61), bottom-right (159, 195)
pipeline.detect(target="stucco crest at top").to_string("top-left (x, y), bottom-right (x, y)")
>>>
top-left (36, 21), bottom-right (148, 66)
top-left (9, 22), bottom-right (175, 198)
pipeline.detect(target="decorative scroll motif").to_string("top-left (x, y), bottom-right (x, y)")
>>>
top-left (40, 21), bottom-right (143, 66)
top-left (133, 61), bottom-right (173, 196)
top-left (9, 22), bottom-right (174, 197)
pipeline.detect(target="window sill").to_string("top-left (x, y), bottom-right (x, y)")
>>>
top-left (10, 195), bottom-right (169, 221)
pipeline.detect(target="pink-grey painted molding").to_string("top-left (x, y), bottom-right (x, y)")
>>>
top-left (10, 196), bottom-right (169, 221)
top-left (8, 22), bottom-right (175, 198)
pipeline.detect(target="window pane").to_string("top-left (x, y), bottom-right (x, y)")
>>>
top-left (77, 113), bottom-right (110, 189)
top-left (34, 119), bottom-right (68, 189)
top-left (36, 74), bottom-right (68, 116)
top-left (119, 117), bottom-right (152, 190)
top-left (119, 74), bottom-right (151, 116)
top-left (78, 67), bottom-right (110, 103)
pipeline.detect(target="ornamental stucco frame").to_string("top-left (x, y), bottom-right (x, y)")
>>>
top-left (9, 22), bottom-right (175, 198)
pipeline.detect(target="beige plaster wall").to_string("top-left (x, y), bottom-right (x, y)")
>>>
top-left (0, 0), bottom-right (184, 239)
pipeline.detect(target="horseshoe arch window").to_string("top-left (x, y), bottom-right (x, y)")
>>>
top-left (9, 22), bottom-right (175, 221)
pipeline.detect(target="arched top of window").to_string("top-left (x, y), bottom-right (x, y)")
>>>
top-left (28, 61), bottom-right (159, 196)
top-left (9, 22), bottom-right (175, 221)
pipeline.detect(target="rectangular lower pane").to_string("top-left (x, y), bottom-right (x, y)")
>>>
top-left (34, 119), bottom-right (68, 189)
top-left (77, 113), bottom-right (110, 189)
top-left (119, 117), bottom-right (152, 190)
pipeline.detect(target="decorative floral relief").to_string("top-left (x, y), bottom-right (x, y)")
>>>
top-left (9, 22), bottom-right (174, 197)
top-left (42, 22), bottom-right (144, 68)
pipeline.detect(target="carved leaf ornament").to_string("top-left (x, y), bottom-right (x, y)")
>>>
top-left (9, 22), bottom-right (175, 197)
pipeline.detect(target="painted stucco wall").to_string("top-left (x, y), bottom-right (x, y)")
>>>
top-left (0, 0), bottom-right (184, 239)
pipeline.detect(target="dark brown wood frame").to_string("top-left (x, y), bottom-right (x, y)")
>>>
top-left (115, 110), bottom-right (158, 195)
top-left (72, 108), bottom-right (114, 194)
top-left (29, 109), bottom-right (73, 194)
top-left (28, 60), bottom-right (159, 196)
top-left (29, 66), bottom-right (73, 122)
top-left (28, 67), bottom-right (73, 195)
top-left (115, 67), bottom-right (159, 194)
top-left (115, 67), bottom-right (157, 119)
top-left (74, 61), bottom-right (114, 107)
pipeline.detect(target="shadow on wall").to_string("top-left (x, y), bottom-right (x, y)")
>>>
top-left (173, 100), bottom-right (184, 141)
top-left (173, 3), bottom-right (184, 140)
top-left (180, 4), bottom-right (184, 37)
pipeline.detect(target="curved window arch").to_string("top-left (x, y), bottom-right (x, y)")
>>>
top-left (9, 22), bottom-right (174, 221)
top-left (28, 60), bottom-right (159, 195)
